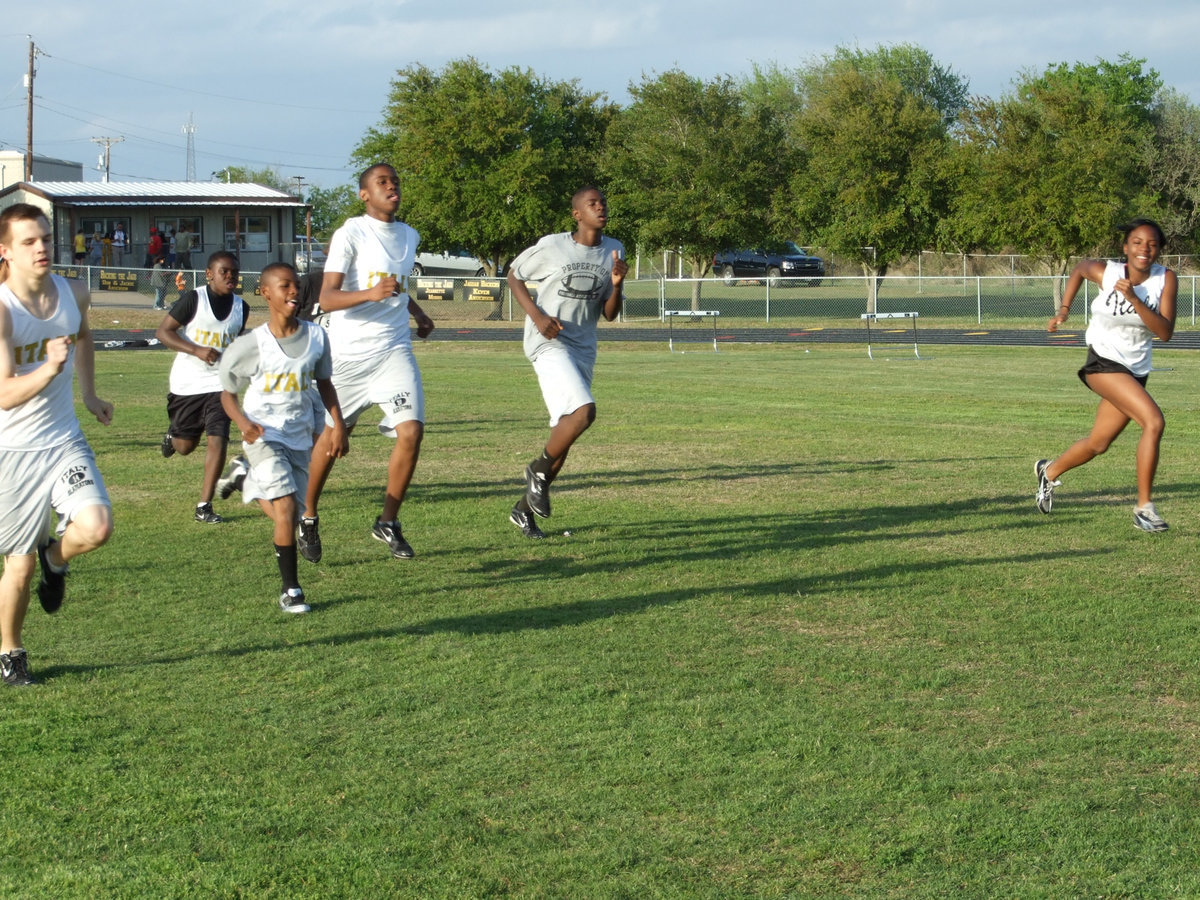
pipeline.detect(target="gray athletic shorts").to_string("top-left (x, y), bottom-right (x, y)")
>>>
top-left (532, 344), bottom-right (595, 427)
top-left (328, 344), bottom-right (424, 437)
top-left (0, 435), bottom-right (111, 556)
top-left (241, 440), bottom-right (309, 504)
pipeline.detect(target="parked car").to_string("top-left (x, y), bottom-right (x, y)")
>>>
top-left (411, 248), bottom-right (492, 278)
top-left (712, 241), bottom-right (825, 287)
top-left (294, 236), bottom-right (327, 274)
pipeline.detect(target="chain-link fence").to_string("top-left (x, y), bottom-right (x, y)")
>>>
top-left (622, 275), bottom-right (1200, 328)
top-left (73, 264), bottom-right (1200, 331)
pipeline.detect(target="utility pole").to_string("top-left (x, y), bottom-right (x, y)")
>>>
top-left (182, 113), bottom-right (197, 182)
top-left (290, 175), bottom-right (306, 199)
top-left (24, 38), bottom-right (36, 181)
top-left (91, 136), bottom-right (124, 183)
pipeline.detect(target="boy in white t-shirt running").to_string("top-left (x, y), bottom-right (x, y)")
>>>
top-left (506, 186), bottom-right (627, 538)
top-left (299, 163), bottom-right (434, 562)
top-left (219, 263), bottom-right (347, 613)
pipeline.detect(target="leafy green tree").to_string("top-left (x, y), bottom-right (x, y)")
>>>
top-left (601, 69), bottom-right (787, 308)
top-left (1143, 88), bottom-right (1200, 251)
top-left (949, 60), bottom-right (1148, 303)
top-left (211, 165), bottom-right (292, 193)
top-left (822, 44), bottom-right (970, 125)
top-left (786, 49), bottom-right (957, 310)
top-left (354, 58), bottom-right (613, 274)
top-left (302, 184), bottom-right (361, 240)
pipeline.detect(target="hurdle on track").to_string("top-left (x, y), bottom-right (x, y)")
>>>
top-left (860, 311), bottom-right (923, 360)
top-left (665, 310), bottom-right (720, 353)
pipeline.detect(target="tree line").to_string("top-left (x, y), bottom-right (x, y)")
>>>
top-left (246, 47), bottom-right (1200, 302)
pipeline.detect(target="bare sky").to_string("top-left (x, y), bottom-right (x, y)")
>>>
top-left (2, 0), bottom-right (1196, 190)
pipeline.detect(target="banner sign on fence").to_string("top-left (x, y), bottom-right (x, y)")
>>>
top-left (412, 278), bottom-right (455, 302)
top-left (51, 266), bottom-right (85, 281)
top-left (463, 278), bottom-right (503, 302)
top-left (98, 269), bottom-right (140, 292)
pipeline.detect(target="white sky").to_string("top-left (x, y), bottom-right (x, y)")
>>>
top-left (2, 0), bottom-right (1197, 190)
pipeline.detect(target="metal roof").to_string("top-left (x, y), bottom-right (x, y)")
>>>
top-left (3, 181), bottom-right (305, 207)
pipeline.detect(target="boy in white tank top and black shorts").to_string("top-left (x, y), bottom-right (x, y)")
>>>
top-left (155, 251), bottom-right (250, 524)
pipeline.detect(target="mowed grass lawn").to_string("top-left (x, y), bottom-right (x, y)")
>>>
top-left (5, 338), bottom-right (1200, 898)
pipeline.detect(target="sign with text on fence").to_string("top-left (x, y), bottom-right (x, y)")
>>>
top-left (412, 277), bottom-right (503, 303)
top-left (463, 278), bottom-right (503, 302)
top-left (99, 269), bottom-right (140, 292)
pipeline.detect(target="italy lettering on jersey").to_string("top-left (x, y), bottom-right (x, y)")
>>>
top-left (0, 274), bottom-right (85, 450)
top-left (241, 322), bottom-right (327, 451)
top-left (260, 370), bottom-right (313, 394)
top-left (12, 332), bottom-right (80, 367)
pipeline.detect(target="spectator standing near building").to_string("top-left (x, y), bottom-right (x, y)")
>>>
top-left (112, 223), bottom-right (126, 266)
top-left (298, 163), bottom-right (434, 563)
top-left (176, 224), bottom-right (193, 271)
top-left (0, 203), bottom-right (115, 686)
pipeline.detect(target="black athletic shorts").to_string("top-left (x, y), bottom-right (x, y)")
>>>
top-left (1078, 346), bottom-right (1148, 388)
top-left (167, 391), bottom-right (231, 439)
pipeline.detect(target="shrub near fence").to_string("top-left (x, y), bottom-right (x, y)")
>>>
top-left (633, 275), bottom-right (1200, 328)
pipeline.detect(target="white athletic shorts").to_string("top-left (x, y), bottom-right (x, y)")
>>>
top-left (0, 435), bottom-right (111, 556)
top-left (532, 345), bottom-right (595, 428)
top-left (241, 440), bottom-right (309, 504)
top-left (328, 344), bottom-right (424, 437)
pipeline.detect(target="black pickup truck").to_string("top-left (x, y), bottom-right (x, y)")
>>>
top-left (712, 241), bottom-right (825, 287)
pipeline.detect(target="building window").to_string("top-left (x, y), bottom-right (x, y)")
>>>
top-left (223, 216), bottom-right (270, 252)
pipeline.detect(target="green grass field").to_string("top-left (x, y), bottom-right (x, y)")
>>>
top-left (5, 340), bottom-right (1200, 898)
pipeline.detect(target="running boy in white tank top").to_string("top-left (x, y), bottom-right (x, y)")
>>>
top-left (0, 204), bottom-right (115, 686)
top-left (155, 250), bottom-right (250, 524)
top-left (219, 263), bottom-right (348, 614)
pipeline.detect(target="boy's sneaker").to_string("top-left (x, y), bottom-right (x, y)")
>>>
top-left (278, 588), bottom-right (311, 614)
top-left (509, 505), bottom-right (546, 539)
top-left (1133, 503), bottom-right (1169, 533)
top-left (371, 518), bottom-right (414, 559)
top-left (160, 432), bottom-right (176, 458)
top-left (1, 649), bottom-right (35, 686)
top-left (1034, 458), bottom-right (1060, 514)
top-left (217, 455), bottom-right (249, 499)
top-left (524, 465), bottom-right (551, 519)
top-left (194, 502), bottom-right (224, 524)
top-left (36, 540), bottom-right (67, 614)
top-left (298, 516), bottom-right (322, 563)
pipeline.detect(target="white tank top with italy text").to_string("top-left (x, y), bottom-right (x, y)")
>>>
top-left (168, 286), bottom-right (246, 394)
top-left (0, 274), bottom-right (84, 450)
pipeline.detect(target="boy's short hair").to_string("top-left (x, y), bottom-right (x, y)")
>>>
top-left (261, 261), bottom-right (296, 282)
top-left (0, 202), bottom-right (49, 244)
top-left (206, 250), bottom-right (239, 270)
top-left (359, 162), bottom-right (396, 189)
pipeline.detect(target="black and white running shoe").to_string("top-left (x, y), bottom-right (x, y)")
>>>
top-left (524, 465), bottom-right (551, 519)
top-left (279, 588), bottom-right (311, 614)
top-left (1133, 503), bottom-right (1169, 533)
top-left (372, 518), bottom-right (414, 559)
top-left (509, 505), bottom-right (546, 539)
top-left (1034, 458), bottom-right (1060, 514)
top-left (298, 516), bottom-right (322, 563)
top-left (217, 455), bottom-right (249, 500)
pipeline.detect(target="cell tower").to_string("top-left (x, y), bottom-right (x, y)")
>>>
top-left (182, 113), bottom-right (197, 182)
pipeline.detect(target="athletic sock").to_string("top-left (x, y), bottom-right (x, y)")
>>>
top-left (514, 496), bottom-right (532, 514)
top-left (274, 543), bottom-right (300, 592)
top-left (529, 449), bottom-right (557, 478)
